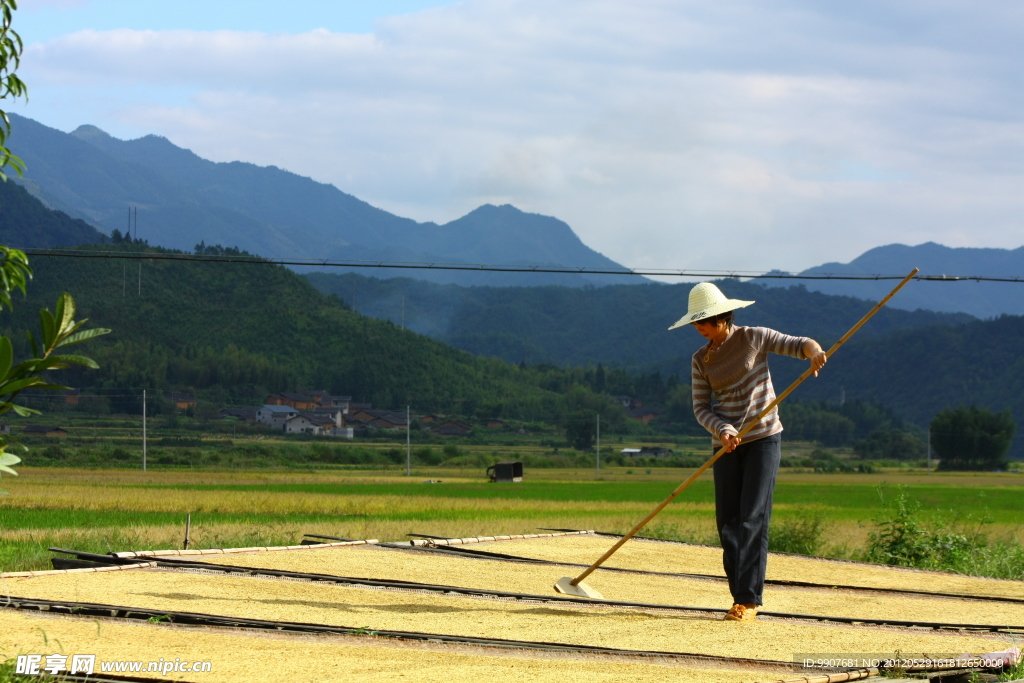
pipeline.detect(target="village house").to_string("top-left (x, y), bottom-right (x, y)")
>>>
top-left (433, 420), bottom-right (472, 436)
top-left (24, 425), bottom-right (68, 439)
top-left (265, 391), bottom-right (352, 413)
top-left (284, 411), bottom-right (353, 437)
top-left (311, 405), bottom-right (345, 427)
top-left (265, 392), bottom-right (319, 411)
top-left (627, 406), bottom-right (659, 424)
top-left (219, 407), bottom-right (258, 423)
top-left (347, 409), bottom-right (408, 430)
top-left (284, 412), bottom-right (324, 435)
top-left (165, 391), bottom-right (197, 410)
top-left (308, 391), bottom-right (352, 411)
top-left (256, 404), bottom-right (299, 429)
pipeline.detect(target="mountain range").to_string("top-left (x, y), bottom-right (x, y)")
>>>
top-left (7, 113), bottom-right (636, 287)
top-left (764, 242), bottom-right (1024, 318)
top-left (7, 113), bottom-right (1024, 316)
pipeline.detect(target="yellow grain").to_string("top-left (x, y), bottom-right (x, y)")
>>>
top-left (195, 544), bottom-right (1024, 627)
top-left (482, 536), bottom-right (1024, 601)
top-left (0, 610), bottom-right (764, 683)
top-left (4, 569), bottom-right (1007, 664)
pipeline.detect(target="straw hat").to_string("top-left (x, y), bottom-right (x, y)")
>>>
top-left (668, 282), bottom-right (754, 330)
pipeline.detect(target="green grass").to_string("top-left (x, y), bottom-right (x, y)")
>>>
top-left (0, 508), bottom-right (362, 529)
top-left (120, 480), bottom-right (1024, 523)
top-left (0, 505), bottom-right (643, 531)
top-left (1, 468), bottom-right (1022, 578)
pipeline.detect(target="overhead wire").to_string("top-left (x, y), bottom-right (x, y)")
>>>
top-left (20, 248), bottom-right (1024, 283)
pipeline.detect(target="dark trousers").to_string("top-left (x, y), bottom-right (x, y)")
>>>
top-left (712, 432), bottom-right (781, 606)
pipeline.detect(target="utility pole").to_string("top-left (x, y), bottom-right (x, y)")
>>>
top-left (142, 389), bottom-right (147, 472)
top-left (401, 296), bottom-right (405, 330)
top-left (926, 428), bottom-right (931, 474)
top-left (406, 405), bottom-right (411, 476)
top-left (596, 414), bottom-right (600, 475)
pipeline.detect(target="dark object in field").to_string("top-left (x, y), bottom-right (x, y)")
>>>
top-left (487, 461), bottom-right (523, 483)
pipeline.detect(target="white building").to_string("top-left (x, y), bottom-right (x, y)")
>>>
top-left (285, 413), bottom-right (321, 435)
top-left (256, 405), bottom-right (298, 429)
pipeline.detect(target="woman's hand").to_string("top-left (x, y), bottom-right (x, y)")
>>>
top-left (804, 340), bottom-right (827, 377)
top-left (720, 432), bottom-right (742, 452)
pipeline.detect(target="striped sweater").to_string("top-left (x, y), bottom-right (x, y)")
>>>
top-left (691, 326), bottom-right (811, 446)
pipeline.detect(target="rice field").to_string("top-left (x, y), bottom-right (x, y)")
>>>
top-left (1, 466), bottom-right (1022, 574)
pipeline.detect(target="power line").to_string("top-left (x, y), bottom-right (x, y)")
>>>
top-left (20, 248), bottom-right (1024, 283)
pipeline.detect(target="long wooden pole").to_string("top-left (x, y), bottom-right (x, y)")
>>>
top-left (566, 268), bottom-right (919, 588)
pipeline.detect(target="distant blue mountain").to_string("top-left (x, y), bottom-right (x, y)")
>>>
top-left (8, 114), bottom-right (639, 287)
top-left (765, 242), bottom-right (1024, 318)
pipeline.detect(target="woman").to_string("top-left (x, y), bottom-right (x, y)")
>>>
top-left (670, 282), bottom-right (826, 622)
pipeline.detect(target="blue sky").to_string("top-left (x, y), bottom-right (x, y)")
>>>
top-left (17, 1), bottom-right (458, 41)
top-left (7, 1), bottom-right (1024, 272)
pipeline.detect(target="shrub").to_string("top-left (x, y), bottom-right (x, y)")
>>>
top-left (643, 522), bottom-right (718, 545)
top-left (862, 487), bottom-right (1024, 580)
top-left (110, 447), bottom-right (134, 461)
top-left (415, 446), bottom-right (443, 466)
top-left (770, 511), bottom-right (826, 555)
top-left (41, 444), bottom-right (68, 461)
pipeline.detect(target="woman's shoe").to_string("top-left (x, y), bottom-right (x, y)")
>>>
top-left (724, 604), bottom-right (758, 621)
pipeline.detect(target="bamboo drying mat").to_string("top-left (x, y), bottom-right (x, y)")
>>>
top-left (0, 609), bottom-right (767, 683)
top-left (194, 542), bottom-right (1024, 626)
top-left (2, 567), bottom-right (1007, 665)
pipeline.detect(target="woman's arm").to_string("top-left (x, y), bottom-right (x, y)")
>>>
top-left (802, 339), bottom-right (827, 377)
top-left (691, 356), bottom-right (740, 449)
top-left (759, 328), bottom-right (828, 377)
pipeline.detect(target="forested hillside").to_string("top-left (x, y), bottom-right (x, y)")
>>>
top-left (305, 272), bottom-right (972, 368)
top-left (307, 272), bottom-right (1022, 455)
top-left (0, 243), bottom-right (578, 417)
top-left (766, 315), bottom-right (1024, 432)
top-left (0, 179), bottom-right (105, 247)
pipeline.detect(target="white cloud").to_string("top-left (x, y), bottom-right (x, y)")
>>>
top-left (12, 0), bottom-right (1024, 272)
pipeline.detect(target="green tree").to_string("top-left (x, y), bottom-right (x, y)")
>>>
top-left (0, 0), bottom-right (109, 491)
top-left (0, 255), bottom-right (110, 490)
top-left (854, 428), bottom-right (924, 461)
top-left (0, 0), bottom-right (26, 180)
top-left (564, 410), bottom-right (595, 451)
top-left (932, 405), bottom-right (1015, 471)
